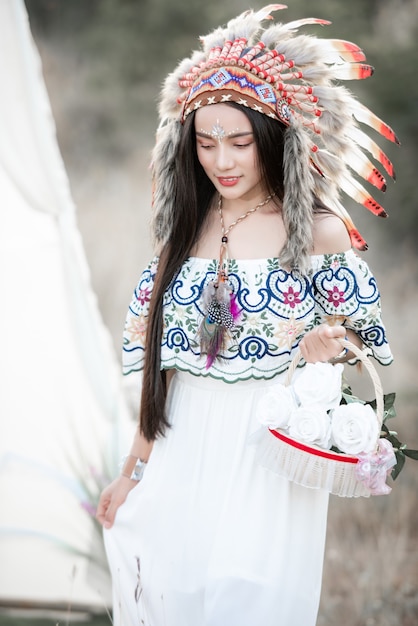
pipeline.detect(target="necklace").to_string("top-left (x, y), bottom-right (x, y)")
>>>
top-left (198, 192), bottom-right (274, 369)
top-left (217, 193), bottom-right (274, 272)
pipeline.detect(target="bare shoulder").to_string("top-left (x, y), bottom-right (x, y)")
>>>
top-left (312, 212), bottom-right (351, 255)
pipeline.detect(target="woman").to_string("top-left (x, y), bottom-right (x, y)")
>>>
top-left (97, 6), bottom-right (395, 625)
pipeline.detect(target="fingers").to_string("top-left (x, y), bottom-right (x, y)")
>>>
top-left (96, 491), bottom-right (112, 528)
top-left (96, 501), bottom-right (118, 530)
top-left (299, 324), bottom-right (346, 363)
top-left (103, 498), bottom-right (122, 529)
top-left (322, 324), bottom-right (346, 339)
top-left (96, 483), bottom-right (119, 530)
top-left (96, 478), bottom-right (135, 529)
top-left (103, 510), bottom-right (115, 530)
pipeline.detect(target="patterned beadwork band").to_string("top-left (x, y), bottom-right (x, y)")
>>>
top-left (181, 66), bottom-right (291, 124)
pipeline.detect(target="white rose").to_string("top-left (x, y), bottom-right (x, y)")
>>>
top-left (288, 406), bottom-right (332, 449)
top-left (331, 403), bottom-right (379, 455)
top-left (256, 384), bottom-right (296, 429)
top-left (293, 362), bottom-right (343, 411)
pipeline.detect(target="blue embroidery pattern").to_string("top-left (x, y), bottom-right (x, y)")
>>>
top-left (123, 252), bottom-right (392, 381)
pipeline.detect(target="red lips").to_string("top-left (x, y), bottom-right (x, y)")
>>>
top-left (217, 177), bottom-right (240, 187)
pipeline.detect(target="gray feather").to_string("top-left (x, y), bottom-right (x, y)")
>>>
top-left (280, 121), bottom-right (314, 274)
top-left (150, 119), bottom-right (182, 247)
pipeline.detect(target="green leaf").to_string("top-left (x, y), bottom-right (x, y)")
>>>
top-left (341, 391), bottom-right (365, 405)
top-left (366, 393), bottom-right (397, 422)
top-left (367, 397), bottom-right (377, 410)
top-left (384, 392), bottom-right (396, 409)
top-left (392, 451), bottom-right (406, 480)
top-left (384, 406), bottom-right (397, 421)
top-left (403, 449), bottom-right (418, 460)
top-left (387, 433), bottom-right (403, 449)
top-left (381, 423), bottom-right (389, 434)
top-left (380, 424), bottom-right (403, 449)
top-left (341, 381), bottom-right (353, 394)
top-left (383, 392), bottom-right (397, 420)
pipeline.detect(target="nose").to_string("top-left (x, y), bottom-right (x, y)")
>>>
top-left (215, 143), bottom-right (234, 171)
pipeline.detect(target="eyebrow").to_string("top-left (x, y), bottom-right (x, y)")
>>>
top-left (195, 131), bottom-right (253, 139)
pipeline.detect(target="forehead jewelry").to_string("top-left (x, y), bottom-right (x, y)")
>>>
top-left (199, 120), bottom-right (240, 142)
top-left (198, 193), bottom-right (274, 369)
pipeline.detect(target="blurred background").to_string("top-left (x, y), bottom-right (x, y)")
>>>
top-left (5, 0), bottom-right (418, 624)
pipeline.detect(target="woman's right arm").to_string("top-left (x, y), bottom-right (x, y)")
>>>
top-left (96, 429), bottom-right (153, 529)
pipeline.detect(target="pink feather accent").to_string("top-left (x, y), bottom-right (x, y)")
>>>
top-left (230, 294), bottom-right (241, 322)
top-left (203, 323), bottom-right (225, 369)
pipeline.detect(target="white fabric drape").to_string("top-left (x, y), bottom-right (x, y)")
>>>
top-left (0, 0), bottom-right (133, 609)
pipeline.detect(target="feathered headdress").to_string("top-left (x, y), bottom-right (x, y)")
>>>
top-left (151, 4), bottom-right (398, 272)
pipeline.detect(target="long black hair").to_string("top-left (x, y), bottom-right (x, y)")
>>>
top-left (139, 104), bottom-right (322, 441)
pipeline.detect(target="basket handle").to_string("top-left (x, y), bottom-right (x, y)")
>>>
top-left (285, 338), bottom-right (384, 426)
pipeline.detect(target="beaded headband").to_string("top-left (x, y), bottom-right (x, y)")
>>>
top-left (151, 4), bottom-right (399, 272)
top-left (181, 66), bottom-right (291, 123)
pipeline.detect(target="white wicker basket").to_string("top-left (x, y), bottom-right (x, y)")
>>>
top-left (256, 339), bottom-right (384, 498)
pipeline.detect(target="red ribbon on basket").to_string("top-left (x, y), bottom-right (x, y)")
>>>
top-left (269, 428), bottom-right (358, 463)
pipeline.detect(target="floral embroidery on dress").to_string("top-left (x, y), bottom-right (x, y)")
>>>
top-left (126, 314), bottom-right (148, 347)
top-left (327, 285), bottom-right (346, 307)
top-left (283, 285), bottom-right (302, 309)
top-left (122, 251), bottom-right (393, 382)
top-left (137, 287), bottom-right (152, 306)
top-left (275, 316), bottom-right (306, 350)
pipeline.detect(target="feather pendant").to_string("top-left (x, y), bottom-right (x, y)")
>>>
top-left (199, 317), bottom-right (227, 370)
top-left (199, 239), bottom-right (241, 369)
top-left (199, 278), bottom-right (240, 369)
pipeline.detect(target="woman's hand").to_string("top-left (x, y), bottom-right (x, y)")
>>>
top-left (96, 429), bottom-right (154, 529)
top-left (298, 324), bottom-right (348, 363)
top-left (96, 475), bottom-right (138, 529)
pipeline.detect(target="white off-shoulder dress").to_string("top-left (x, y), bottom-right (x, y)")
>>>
top-left (104, 251), bottom-right (392, 626)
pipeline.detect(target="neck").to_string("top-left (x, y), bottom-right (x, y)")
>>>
top-left (218, 193), bottom-right (274, 217)
top-left (218, 192), bottom-right (275, 240)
